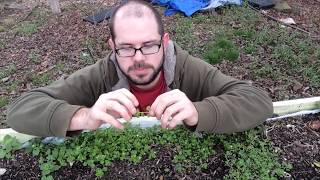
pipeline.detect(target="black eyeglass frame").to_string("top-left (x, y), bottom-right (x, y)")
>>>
top-left (115, 37), bottom-right (163, 57)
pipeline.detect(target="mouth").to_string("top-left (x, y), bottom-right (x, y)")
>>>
top-left (135, 67), bottom-right (149, 71)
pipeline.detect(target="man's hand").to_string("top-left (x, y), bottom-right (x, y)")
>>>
top-left (68, 88), bottom-right (139, 131)
top-left (149, 89), bottom-right (198, 129)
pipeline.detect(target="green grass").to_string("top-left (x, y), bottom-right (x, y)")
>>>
top-left (14, 22), bottom-right (39, 34)
top-left (0, 39), bottom-right (5, 49)
top-left (14, 8), bottom-right (49, 35)
top-left (80, 37), bottom-right (109, 60)
top-left (316, 48), bottom-right (320, 60)
top-left (0, 25), bottom-right (5, 32)
top-left (166, 5), bottom-right (320, 88)
top-left (31, 73), bottom-right (52, 86)
top-left (234, 29), bottom-right (255, 41)
top-left (29, 51), bottom-right (41, 64)
top-left (6, 80), bottom-right (22, 93)
top-left (80, 52), bottom-right (95, 65)
top-left (55, 62), bottom-right (65, 72)
top-left (0, 96), bottom-right (9, 108)
top-left (170, 15), bottom-right (200, 54)
top-left (0, 65), bottom-right (17, 80)
top-left (204, 36), bottom-right (239, 64)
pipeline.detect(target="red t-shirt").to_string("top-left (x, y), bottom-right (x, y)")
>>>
top-left (130, 71), bottom-right (167, 112)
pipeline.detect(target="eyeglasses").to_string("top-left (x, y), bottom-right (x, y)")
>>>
top-left (115, 40), bottom-right (162, 57)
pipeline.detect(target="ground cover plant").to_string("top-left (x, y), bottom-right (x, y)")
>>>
top-left (1, 124), bottom-right (291, 179)
top-left (0, 0), bottom-right (320, 179)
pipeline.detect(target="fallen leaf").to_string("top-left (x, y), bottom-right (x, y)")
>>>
top-left (0, 168), bottom-right (6, 175)
top-left (308, 120), bottom-right (320, 130)
top-left (1, 77), bottom-right (10, 83)
top-left (279, 18), bottom-right (296, 25)
top-left (314, 162), bottom-right (320, 168)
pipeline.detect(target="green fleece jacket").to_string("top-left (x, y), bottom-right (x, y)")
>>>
top-left (7, 41), bottom-right (273, 137)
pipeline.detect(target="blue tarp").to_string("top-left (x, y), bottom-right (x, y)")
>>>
top-left (152, 0), bottom-right (243, 16)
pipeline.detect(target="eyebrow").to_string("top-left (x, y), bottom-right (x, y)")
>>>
top-left (117, 39), bottom-right (160, 47)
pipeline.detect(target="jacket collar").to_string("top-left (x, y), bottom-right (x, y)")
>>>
top-left (110, 40), bottom-right (176, 91)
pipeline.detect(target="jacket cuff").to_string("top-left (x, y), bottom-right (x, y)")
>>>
top-left (49, 103), bottom-right (83, 137)
top-left (193, 100), bottom-right (218, 132)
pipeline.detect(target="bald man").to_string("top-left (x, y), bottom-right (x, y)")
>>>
top-left (7, 0), bottom-right (273, 137)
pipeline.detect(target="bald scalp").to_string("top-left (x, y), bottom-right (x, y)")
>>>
top-left (117, 3), bottom-right (151, 19)
top-left (109, 0), bottom-right (164, 41)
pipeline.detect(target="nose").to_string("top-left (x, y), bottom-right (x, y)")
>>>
top-left (133, 49), bottom-right (145, 62)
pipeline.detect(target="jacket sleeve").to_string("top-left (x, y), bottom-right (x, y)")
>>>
top-left (7, 59), bottom-right (111, 137)
top-left (180, 55), bottom-right (273, 133)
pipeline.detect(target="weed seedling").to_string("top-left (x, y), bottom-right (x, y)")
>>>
top-left (0, 96), bottom-right (9, 108)
top-left (0, 135), bottom-right (22, 159)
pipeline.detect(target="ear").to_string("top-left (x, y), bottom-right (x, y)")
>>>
top-left (108, 38), bottom-right (115, 51)
top-left (162, 32), bottom-right (170, 49)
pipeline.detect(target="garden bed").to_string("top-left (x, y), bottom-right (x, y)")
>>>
top-left (0, 114), bottom-right (319, 179)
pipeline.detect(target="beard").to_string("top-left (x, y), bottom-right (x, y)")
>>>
top-left (116, 57), bottom-right (164, 86)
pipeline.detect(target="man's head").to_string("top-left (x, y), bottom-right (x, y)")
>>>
top-left (108, 0), bottom-right (170, 88)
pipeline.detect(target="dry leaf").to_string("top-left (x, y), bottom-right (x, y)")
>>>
top-left (308, 120), bottom-right (320, 130)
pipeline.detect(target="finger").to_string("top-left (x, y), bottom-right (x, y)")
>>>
top-left (119, 88), bottom-right (139, 107)
top-left (107, 91), bottom-right (137, 115)
top-left (160, 103), bottom-right (182, 128)
top-left (95, 110), bottom-right (124, 129)
top-left (106, 109), bottom-right (121, 119)
top-left (150, 89), bottom-right (183, 116)
top-left (105, 100), bottom-right (132, 120)
top-left (151, 93), bottom-right (178, 120)
top-left (167, 110), bottom-right (186, 129)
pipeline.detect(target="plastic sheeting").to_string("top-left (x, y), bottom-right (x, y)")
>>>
top-left (152, 0), bottom-right (242, 16)
top-left (152, 0), bottom-right (210, 16)
top-left (202, 0), bottom-right (243, 10)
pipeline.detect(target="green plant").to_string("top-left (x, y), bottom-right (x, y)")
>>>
top-left (191, 14), bottom-right (208, 24)
top-left (0, 65), bottom-right (16, 79)
top-left (6, 81), bottom-right (20, 92)
top-left (234, 29), bottom-right (255, 41)
top-left (255, 28), bottom-right (274, 46)
top-left (0, 39), bottom-right (5, 49)
top-left (204, 36), bottom-right (239, 64)
top-left (32, 73), bottom-right (52, 86)
top-left (0, 25), bottom-right (5, 32)
top-left (0, 96), bottom-right (9, 108)
top-left (304, 67), bottom-right (320, 88)
top-left (272, 44), bottom-right (295, 62)
top-left (251, 63), bottom-right (273, 78)
top-left (55, 62), bottom-right (65, 72)
top-left (219, 128), bottom-right (292, 180)
top-left (80, 52), bottom-right (95, 65)
top-left (30, 8), bottom-right (50, 24)
top-left (244, 43), bottom-right (258, 54)
top-left (171, 15), bottom-right (200, 54)
top-left (15, 22), bottom-right (39, 34)
top-left (0, 135), bottom-right (22, 159)
top-left (24, 125), bottom-right (216, 178)
top-left (2, 124), bottom-right (290, 179)
top-left (316, 47), bottom-right (320, 60)
top-left (29, 51), bottom-right (41, 64)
